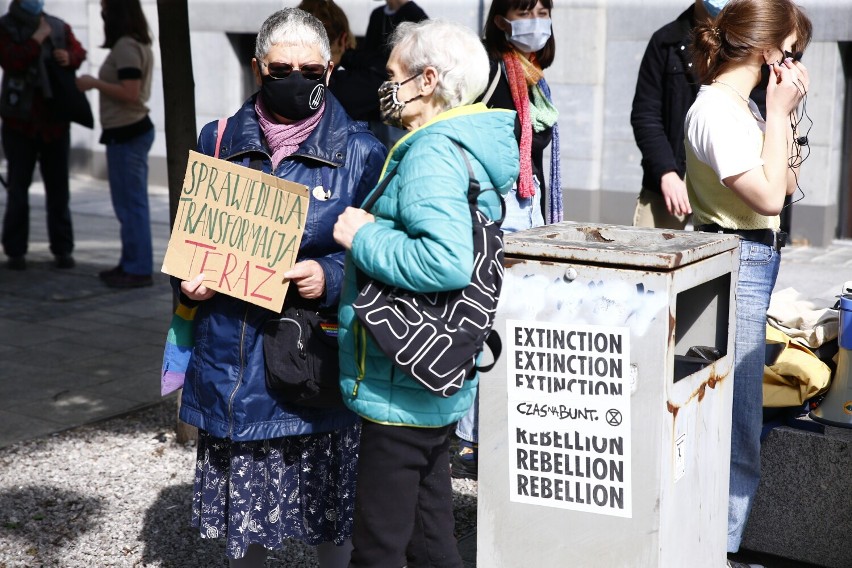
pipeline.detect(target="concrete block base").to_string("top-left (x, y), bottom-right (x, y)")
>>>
top-left (742, 421), bottom-right (852, 568)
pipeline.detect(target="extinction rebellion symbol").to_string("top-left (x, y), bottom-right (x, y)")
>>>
top-left (606, 409), bottom-right (622, 426)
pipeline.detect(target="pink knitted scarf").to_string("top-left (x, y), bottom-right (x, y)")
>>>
top-left (503, 51), bottom-right (535, 199)
top-left (255, 96), bottom-right (325, 168)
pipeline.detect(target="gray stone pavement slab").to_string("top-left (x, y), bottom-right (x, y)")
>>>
top-left (0, 175), bottom-right (173, 449)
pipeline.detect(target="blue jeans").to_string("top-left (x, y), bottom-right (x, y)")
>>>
top-left (501, 182), bottom-right (545, 234)
top-left (728, 241), bottom-right (780, 552)
top-left (106, 127), bottom-right (155, 275)
top-left (455, 388), bottom-right (478, 443)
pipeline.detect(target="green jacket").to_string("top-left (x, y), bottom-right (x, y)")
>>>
top-left (338, 103), bottom-right (519, 427)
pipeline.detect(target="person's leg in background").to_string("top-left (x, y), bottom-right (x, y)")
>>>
top-left (103, 128), bottom-right (155, 287)
top-left (727, 242), bottom-right (780, 554)
top-left (632, 187), bottom-right (689, 230)
top-left (37, 128), bottom-right (74, 267)
top-left (452, 389), bottom-right (478, 480)
top-left (1, 123), bottom-right (39, 269)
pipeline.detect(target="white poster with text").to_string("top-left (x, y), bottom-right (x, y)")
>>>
top-left (507, 319), bottom-right (632, 518)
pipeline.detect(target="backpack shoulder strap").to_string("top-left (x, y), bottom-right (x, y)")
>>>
top-left (214, 118), bottom-right (227, 159)
top-left (45, 16), bottom-right (65, 49)
top-left (480, 61), bottom-right (503, 107)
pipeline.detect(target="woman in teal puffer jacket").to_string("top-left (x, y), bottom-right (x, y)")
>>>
top-left (333, 19), bottom-right (519, 567)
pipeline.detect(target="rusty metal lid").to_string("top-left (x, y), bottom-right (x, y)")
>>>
top-left (504, 222), bottom-right (740, 269)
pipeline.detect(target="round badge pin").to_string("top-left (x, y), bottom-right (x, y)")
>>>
top-left (312, 186), bottom-right (330, 201)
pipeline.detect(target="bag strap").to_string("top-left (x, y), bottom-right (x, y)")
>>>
top-left (477, 331), bottom-right (503, 374)
top-left (47, 16), bottom-right (66, 49)
top-left (214, 117), bottom-right (227, 159)
top-left (480, 61), bottom-right (503, 107)
top-left (449, 139), bottom-right (507, 226)
top-left (360, 163), bottom-right (398, 213)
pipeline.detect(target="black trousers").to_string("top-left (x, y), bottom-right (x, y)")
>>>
top-left (349, 420), bottom-right (463, 568)
top-left (1, 124), bottom-right (73, 258)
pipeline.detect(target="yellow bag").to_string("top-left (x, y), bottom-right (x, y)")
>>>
top-left (763, 324), bottom-right (832, 407)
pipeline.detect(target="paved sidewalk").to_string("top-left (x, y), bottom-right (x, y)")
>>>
top-left (0, 175), bottom-right (174, 448)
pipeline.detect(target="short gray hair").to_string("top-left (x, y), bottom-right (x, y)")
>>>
top-left (255, 8), bottom-right (331, 63)
top-left (389, 19), bottom-right (489, 111)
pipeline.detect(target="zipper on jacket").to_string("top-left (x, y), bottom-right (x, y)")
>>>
top-left (227, 304), bottom-right (250, 438)
top-left (352, 321), bottom-right (367, 398)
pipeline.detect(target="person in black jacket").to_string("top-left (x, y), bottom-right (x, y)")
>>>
top-left (0, 0), bottom-right (86, 270)
top-left (630, 0), bottom-right (712, 229)
top-left (299, 0), bottom-right (386, 122)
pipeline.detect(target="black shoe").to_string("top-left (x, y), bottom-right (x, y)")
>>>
top-left (6, 256), bottom-right (26, 270)
top-left (99, 265), bottom-right (123, 280)
top-left (54, 254), bottom-right (75, 269)
top-left (727, 560), bottom-right (763, 568)
top-left (102, 271), bottom-right (153, 289)
top-left (451, 446), bottom-right (479, 480)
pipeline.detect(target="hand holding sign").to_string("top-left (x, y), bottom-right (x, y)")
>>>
top-left (181, 273), bottom-right (217, 302)
top-left (283, 260), bottom-right (326, 300)
top-left (162, 151), bottom-right (310, 312)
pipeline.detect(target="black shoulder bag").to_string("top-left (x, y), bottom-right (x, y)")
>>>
top-left (263, 300), bottom-right (343, 408)
top-left (44, 17), bottom-right (93, 128)
top-left (352, 140), bottom-right (503, 398)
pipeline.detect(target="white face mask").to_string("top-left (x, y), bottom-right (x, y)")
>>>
top-left (504, 17), bottom-right (552, 54)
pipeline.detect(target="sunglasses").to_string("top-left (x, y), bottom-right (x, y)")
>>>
top-left (783, 50), bottom-right (803, 62)
top-left (260, 61), bottom-right (327, 81)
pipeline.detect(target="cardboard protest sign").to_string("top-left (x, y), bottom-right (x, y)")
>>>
top-left (161, 150), bottom-right (310, 313)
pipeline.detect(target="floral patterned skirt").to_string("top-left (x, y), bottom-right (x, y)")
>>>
top-left (191, 424), bottom-right (360, 559)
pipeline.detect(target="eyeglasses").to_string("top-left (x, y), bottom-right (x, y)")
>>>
top-left (260, 61), bottom-right (327, 81)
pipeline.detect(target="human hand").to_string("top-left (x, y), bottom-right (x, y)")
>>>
top-left (76, 74), bottom-right (97, 91)
top-left (767, 58), bottom-right (809, 118)
top-left (660, 172), bottom-right (692, 216)
top-left (283, 260), bottom-right (326, 300)
top-left (333, 207), bottom-right (374, 250)
top-left (180, 273), bottom-right (217, 301)
top-left (53, 48), bottom-right (70, 66)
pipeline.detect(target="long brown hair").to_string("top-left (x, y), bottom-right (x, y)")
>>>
top-left (692, 0), bottom-right (812, 84)
top-left (483, 0), bottom-right (555, 69)
top-left (298, 0), bottom-right (356, 51)
top-left (101, 0), bottom-right (151, 48)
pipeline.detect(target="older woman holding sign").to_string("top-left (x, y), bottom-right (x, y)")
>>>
top-left (333, 19), bottom-right (518, 566)
top-left (176, 9), bottom-right (385, 568)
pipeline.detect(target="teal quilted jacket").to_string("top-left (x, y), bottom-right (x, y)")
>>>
top-left (338, 103), bottom-right (519, 427)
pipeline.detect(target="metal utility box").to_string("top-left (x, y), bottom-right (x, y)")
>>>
top-left (477, 223), bottom-right (740, 567)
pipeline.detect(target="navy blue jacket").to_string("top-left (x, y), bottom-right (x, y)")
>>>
top-left (630, 6), bottom-right (700, 194)
top-left (178, 93), bottom-right (387, 441)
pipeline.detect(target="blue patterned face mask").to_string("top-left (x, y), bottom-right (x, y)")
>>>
top-left (19, 0), bottom-right (45, 15)
top-left (702, 0), bottom-right (729, 18)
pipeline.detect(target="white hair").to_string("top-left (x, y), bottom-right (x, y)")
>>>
top-left (389, 19), bottom-right (489, 111)
top-left (255, 8), bottom-right (331, 63)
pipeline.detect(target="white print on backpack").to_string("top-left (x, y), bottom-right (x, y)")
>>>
top-left (354, 209), bottom-right (503, 397)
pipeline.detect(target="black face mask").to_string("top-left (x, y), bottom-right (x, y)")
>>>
top-left (260, 71), bottom-right (326, 122)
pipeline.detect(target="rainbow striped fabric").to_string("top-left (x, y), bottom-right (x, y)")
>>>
top-left (160, 302), bottom-right (198, 396)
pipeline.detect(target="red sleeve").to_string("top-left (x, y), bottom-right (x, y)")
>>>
top-left (0, 28), bottom-right (42, 73)
top-left (63, 24), bottom-right (86, 70)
